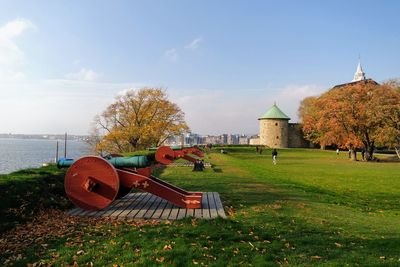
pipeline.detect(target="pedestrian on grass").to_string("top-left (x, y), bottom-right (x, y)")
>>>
top-left (272, 149), bottom-right (278, 165)
top-left (336, 148), bottom-right (339, 156)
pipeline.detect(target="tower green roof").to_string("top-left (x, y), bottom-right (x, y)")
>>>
top-left (258, 103), bottom-right (290, 120)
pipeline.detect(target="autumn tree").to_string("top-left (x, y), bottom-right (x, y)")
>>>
top-left (92, 88), bottom-right (189, 153)
top-left (373, 80), bottom-right (400, 158)
top-left (299, 81), bottom-right (400, 160)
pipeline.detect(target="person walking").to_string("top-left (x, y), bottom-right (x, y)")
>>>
top-left (272, 149), bottom-right (278, 165)
top-left (336, 148), bottom-right (339, 156)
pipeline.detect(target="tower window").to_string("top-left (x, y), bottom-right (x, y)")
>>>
top-left (276, 136), bottom-right (279, 139)
top-left (275, 123), bottom-right (278, 126)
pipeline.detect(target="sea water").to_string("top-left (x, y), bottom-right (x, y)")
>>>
top-left (0, 138), bottom-right (90, 174)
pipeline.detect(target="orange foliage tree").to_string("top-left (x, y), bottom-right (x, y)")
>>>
top-left (299, 81), bottom-right (400, 160)
top-left (92, 88), bottom-right (189, 153)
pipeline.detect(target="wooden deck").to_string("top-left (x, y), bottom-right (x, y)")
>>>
top-left (67, 192), bottom-right (226, 220)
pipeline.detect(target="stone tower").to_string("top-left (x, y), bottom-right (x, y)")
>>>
top-left (258, 103), bottom-right (290, 148)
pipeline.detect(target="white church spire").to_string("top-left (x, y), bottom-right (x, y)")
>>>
top-left (352, 59), bottom-right (366, 82)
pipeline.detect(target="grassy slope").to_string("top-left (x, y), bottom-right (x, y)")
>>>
top-left (0, 166), bottom-right (70, 233)
top-left (1, 148), bottom-right (400, 266)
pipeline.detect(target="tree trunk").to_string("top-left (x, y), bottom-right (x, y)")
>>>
top-left (395, 147), bottom-right (400, 159)
top-left (366, 144), bottom-right (374, 161)
top-left (320, 144), bottom-right (326, 150)
top-left (351, 149), bottom-right (357, 161)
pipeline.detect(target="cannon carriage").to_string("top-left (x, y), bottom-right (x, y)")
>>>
top-left (58, 146), bottom-right (205, 211)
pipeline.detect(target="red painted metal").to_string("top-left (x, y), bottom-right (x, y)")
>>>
top-left (117, 169), bottom-right (202, 209)
top-left (155, 146), bottom-right (175, 165)
top-left (64, 146), bottom-right (205, 211)
top-left (155, 146), bottom-right (204, 164)
top-left (64, 156), bottom-right (119, 210)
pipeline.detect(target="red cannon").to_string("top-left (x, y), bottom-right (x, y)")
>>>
top-left (155, 145), bottom-right (204, 165)
top-left (58, 146), bottom-right (205, 211)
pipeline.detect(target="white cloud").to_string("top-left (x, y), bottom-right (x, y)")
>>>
top-left (185, 37), bottom-right (203, 50)
top-left (65, 68), bottom-right (99, 81)
top-left (0, 18), bottom-right (35, 81)
top-left (163, 48), bottom-right (178, 63)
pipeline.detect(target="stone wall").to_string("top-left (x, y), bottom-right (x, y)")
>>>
top-left (288, 123), bottom-right (310, 148)
top-left (259, 119), bottom-right (289, 148)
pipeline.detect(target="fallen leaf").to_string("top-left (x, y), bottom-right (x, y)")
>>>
top-left (156, 257), bottom-right (165, 263)
top-left (163, 244), bottom-right (172, 251)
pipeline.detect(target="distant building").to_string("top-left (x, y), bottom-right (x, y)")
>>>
top-left (228, 134), bottom-right (240, 145)
top-left (257, 103), bottom-right (309, 148)
top-left (238, 135), bottom-right (249, 145)
top-left (333, 60), bottom-right (378, 89)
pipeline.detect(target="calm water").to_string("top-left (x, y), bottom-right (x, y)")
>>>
top-left (0, 138), bottom-right (91, 174)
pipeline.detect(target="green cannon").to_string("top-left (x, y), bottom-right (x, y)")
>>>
top-left (57, 155), bottom-right (149, 169)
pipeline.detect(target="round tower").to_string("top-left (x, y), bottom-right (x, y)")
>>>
top-left (258, 103), bottom-right (290, 148)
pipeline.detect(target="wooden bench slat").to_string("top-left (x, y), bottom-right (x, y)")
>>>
top-left (201, 192), bottom-right (211, 219)
top-left (213, 192), bottom-right (227, 218)
top-left (151, 199), bottom-right (168, 219)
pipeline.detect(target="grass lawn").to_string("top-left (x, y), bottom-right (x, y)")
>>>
top-left (1, 147), bottom-right (399, 266)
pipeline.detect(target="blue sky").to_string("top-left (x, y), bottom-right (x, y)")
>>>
top-left (0, 0), bottom-right (399, 135)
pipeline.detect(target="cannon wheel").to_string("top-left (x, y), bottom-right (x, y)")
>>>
top-left (64, 156), bottom-right (119, 210)
top-left (155, 146), bottom-right (175, 165)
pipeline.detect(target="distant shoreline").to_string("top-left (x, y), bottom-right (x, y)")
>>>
top-left (0, 134), bottom-right (88, 142)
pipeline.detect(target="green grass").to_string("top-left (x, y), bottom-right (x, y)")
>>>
top-left (1, 147), bottom-right (400, 266)
top-left (0, 165), bottom-right (70, 233)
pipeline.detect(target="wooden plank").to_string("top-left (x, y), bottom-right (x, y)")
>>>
top-left (201, 192), bottom-right (211, 219)
top-left (94, 195), bottom-right (127, 218)
top-left (151, 199), bottom-right (168, 219)
top-left (109, 193), bottom-right (141, 218)
top-left (76, 208), bottom-right (96, 217)
top-left (168, 205), bottom-right (180, 220)
top-left (100, 199), bottom-right (127, 218)
top-left (194, 208), bottom-right (202, 219)
top-left (186, 209), bottom-right (195, 218)
top-left (84, 208), bottom-right (102, 218)
top-left (67, 208), bottom-right (81, 216)
top-left (125, 193), bottom-right (153, 219)
top-left (176, 208), bottom-right (186, 220)
top-left (66, 192), bottom-right (226, 221)
top-left (87, 193), bottom-right (138, 217)
top-left (134, 195), bottom-right (158, 219)
top-left (121, 193), bottom-right (149, 219)
top-left (117, 193), bottom-right (146, 219)
top-left (73, 208), bottom-right (87, 216)
top-left (143, 196), bottom-right (163, 219)
top-left (159, 202), bottom-right (173, 220)
top-left (213, 192), bottom-right (227, 218)
top-left (207, 192), bottom-right (218, 219)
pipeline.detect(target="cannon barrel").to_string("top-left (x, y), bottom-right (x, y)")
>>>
top-left (148, 145), bottom-right (199, 151)
top-left (57, 155), bottom-right (149, 168)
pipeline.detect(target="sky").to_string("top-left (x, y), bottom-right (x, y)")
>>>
top-left (0, 0), bottom-right (399, 135)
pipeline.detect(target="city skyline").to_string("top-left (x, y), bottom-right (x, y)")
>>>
top-left (0, 1), bottom-right (399, 135)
